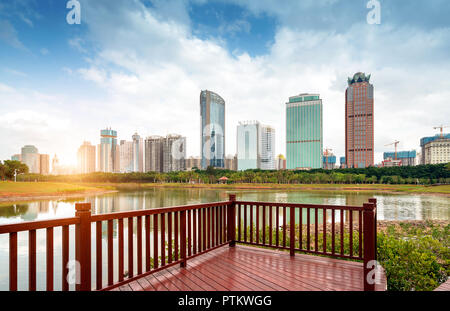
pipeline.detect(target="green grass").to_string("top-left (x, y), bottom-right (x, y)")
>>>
top-left (0, 181), bottom-right (103, 196)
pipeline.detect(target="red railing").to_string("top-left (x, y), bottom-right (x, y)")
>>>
top-left (0, 194), bottom-right (377, 291)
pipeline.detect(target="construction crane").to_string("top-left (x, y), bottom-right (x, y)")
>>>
top-left (324, 148), bottom-right (333, 169)
top-left (433, 125), bottom-right (449, 138)
top-left (385, 141), bottom-right (400, 160)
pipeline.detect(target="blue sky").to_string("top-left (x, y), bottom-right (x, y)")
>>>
top-left (0, 0), bottom-right (449, 166)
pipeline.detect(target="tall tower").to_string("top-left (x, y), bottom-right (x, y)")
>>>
top-left (77, 141), bottom-right (96, 174)
top-left (286, 94), bottom-right (323, 169)
top-left (98, 128), bottom-right (119, 173)
top-left (200, 90), bottom-right (225, 169)
top-left (132, 133), bottom-right (144, 172)
top-left (345, 72), bottom-right (374, 168)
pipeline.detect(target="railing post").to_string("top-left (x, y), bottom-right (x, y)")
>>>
top-left (75, 203), bottom-right (91, 291)
top-left (363, 202), bottom-right (376, 291)
top-left (289, 207), bottom-right (295, 257)
top-left (228, 194), bottom-right (236, 247)
top-left (368, 198), bottom-right (377, 260)
top-left (180, 210), bottom-right (187, 268)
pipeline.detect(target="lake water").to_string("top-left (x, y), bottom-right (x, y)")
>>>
top-left (0, 188), bottom-right (448, 290)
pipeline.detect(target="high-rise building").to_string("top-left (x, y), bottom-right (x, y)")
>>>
top-left (39, 154), bottom-right (50, 175)
top-left (225, 154), bottom-right (238, 171)
top-left (186, 156), bottom-right (202, 171)
top-left (340, 157), bottom-right (346, 168)
top-left (276, 154), bottom-right (286, 170)
top-left (237, 121), bottom-right (275, 170)
top-left (323, 152), bottom-right (336, 170)
top-left (11, 154), bottom-right (21, 161)
top-left (286, 94), bottom-right (323, 170)
top-left (119, 140), bottom-right (134, 173)
top-left (145, 136), bottom-right (164, 172)
top-left (162, 134), bottom-right (186, 173)
top-left (200, 90), bottom-right (225, 169)
top-left (383, 150), bottom-right (416, 166)
top-left (77, 141), bottom-right (96, 174)
top-left (420, 134), bottom-right (450, 165)
top-left (51, 154), bottom-right (59, 175)
top-left (21, 145), bottom-right (40, 174)
top-left (98, 128), bottom-right (119, 173)
top-left (345, 72), bottom-right (374, 168)
top-left (132, 133), bottom-right (144, 173)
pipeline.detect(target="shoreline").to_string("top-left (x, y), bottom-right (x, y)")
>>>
top-left (0, 182), bottom-right (449, 204)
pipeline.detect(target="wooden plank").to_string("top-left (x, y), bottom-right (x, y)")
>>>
top-left (192, 209), bottom-right (197, 255)
top-left (323, 209), bottom-right (327, 253)
top-left (332, 209), bottom-right (335, 255)
top-left (174, 211), bottom-right (179, 261)
top-left (282, 206), bottom-right (286, 247)
top-left (62, 225), bottom-right (69, 291)
top-left (262, 205), bottom-right (266, 245)
top-left (187, 210), bottom-right (192, 257)
top-left (243, 204), bottom-right (247, 242)
top-left (274, 206), bottom-right (278, 246)
top-left (108, 219), bottom-right (114, 285)
top-left (250, 204), bottom-right (253, 243)
top-left (145, 215), bottom-right (150, 272)
top-left (118, 218), bottom-right (124, 281)
top-left (237, 204), bottom-right (241, 242)
top-left (314, 208), bottom-right (318, 252)
top-left (340, 209), bottom-right (344, 255)
top-left (137, 216), bottom-right (142, 275)
top-left (256, 205), bottom-right (260, 243)
top-left (307, 208), bottom-right (310, 251)
top-left (29, 229), bottom-right (36, 291)
top-left (166, 266), bottom-right (205, 291)
top-left (153, 214), bottom-right (159, 269)
top-left (9, 232), bottom-right (17, 291)
top-left (167, 212), bottom-right (172, 264)
top-left (299, 207), bottom-right (303, 250)
top-left (160, 213), bottom-right (165, 266)
top-left (96, 221), bottom-right (102, 290)
top-left (349, 211), bottom-right (353, 257)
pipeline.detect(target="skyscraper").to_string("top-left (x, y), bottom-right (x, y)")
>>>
top-left (77, 141), bottom-right (96, 174)
top-left (236, 121), bottom-right (275, 170)
top-left (145, 136), bottom-right (164, 172)
top-left (286, 94), bottom-right (323, 169)
top-left (119, 133), bottom-right (144, 173)
top-left (98, 128), bottom-right (119, 173)
top-left (200, 90), bottom-right (225, 169)
top-left (132, 133), bottom-right (144, 172)
top-left (345, 72), bottom-right (374, 168)
top-left (39, 154), bottom-right (50, 175)
top-left (21, 145), bottom-right (40, 174)
top-left (162, 134), bottom-right (186, 173)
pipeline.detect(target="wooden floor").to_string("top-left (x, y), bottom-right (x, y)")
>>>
top-left (113, 245), bottom-right (387, 291)
top-left (434, 279), bottom-right (450, 291)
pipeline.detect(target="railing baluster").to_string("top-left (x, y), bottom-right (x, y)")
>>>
top-left (118, 218), bottom-right (124, 281)
top-left (153, 214), bottom-right (159, 269)
top-left (274, 206), bottom-right (278, 246)
top-left (128, 217), bottom-right (134, 277)
top-left (323, 209), bottom-right (327, 253)
top-left (299, 207), bottom-right (303, 250)
top-left (160, 214), bottom-right (165, 266)
top-left (187, 210), bottom-right (192, 257)
top-left (197, 209), bottom-right (202, 252)
top-left (283, 206), bottom-right (287, 248)
top-left (238, 204), bottom-right (241, 242)
top-left (214, 206), bottom-right (218, 246)
top-left (244, 204), bottom-right (247, 242)
top-left (62, 225), bottom-right (69, 291)
top-left (145, 215), bottom-right (150, 271)
top-left (202, 208), bottom-right (206, 250)
top-left (250, 204), bottom-right (253, 243)
top-left (222, 204), bottom-right (226, 243)
top-left (256, 205), bottom-right (260, 243)
top-left (192, 209), bottom-right (197, 255)
top-left (315, 208), bottom-right (318, 252)
top-left (262, 205), bottom-right (266, 245)
top-left (207, 207), bottom-right (211, 249)
top-left (137, 216), bottom-right (142, 274)
top-left (332, 209), bottom-right (335, 255)
top-left (96, 222), bottom-right (102, 290)
top-left (307, 208), bottom-right (310, 251)
top-left (349, 210), bottom-right (353, 257)
top-left (108, 220), bottom-right (114, 285)
top-left (168, 212), bottom-right (172, 264)
top-left (29, 229), bottom-right (36, 291)
top-left (340, 210), bottom-right (344, 255)
top-left (180, 210), bottom-right (187, 268)
top-left (289, 207), bottom-right (295, 256)
top-left (174, 211), bottom-right (179, 261)
top-left (269, 206), bottom-right (273, 246)
top-left (9, 232), bottom-right (17, 291)
top-left (358, 210), bottom-right (363, 258)
top-left (46, 227), bottom-right (54, 291)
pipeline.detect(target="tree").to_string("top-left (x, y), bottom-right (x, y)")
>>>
top-left (3, 160), bottom-right (28, 180)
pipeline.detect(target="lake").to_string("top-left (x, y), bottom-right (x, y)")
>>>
top-left (0, 188), bottom-right (448, 290)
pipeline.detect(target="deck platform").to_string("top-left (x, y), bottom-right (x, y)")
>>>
top-left (113, 245), bottom-right (387, 291)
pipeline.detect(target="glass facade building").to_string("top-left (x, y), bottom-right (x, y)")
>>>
top-left (98, 128), bottom-right (119, 173)
top-left (286, 94), bottom-right (323, 169)
top-left (237, 121), bottom-right (275, 170)
top-left (200, 90), bottom-right (225, 169)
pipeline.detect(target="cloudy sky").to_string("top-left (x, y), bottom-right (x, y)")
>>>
top-left (0, 0), bottom-right (449, 166)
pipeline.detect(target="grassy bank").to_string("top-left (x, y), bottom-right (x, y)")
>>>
top-left (81, 182), bottom-right (450, 195)
top-left (0, 181), bottom-right (108, 199)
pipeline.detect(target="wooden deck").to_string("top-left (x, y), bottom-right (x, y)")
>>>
top-left (434, 279), bottom-right (450, 291)
top-left (113, 245), bottom-right (387, 291)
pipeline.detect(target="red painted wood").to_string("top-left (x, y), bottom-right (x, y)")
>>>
top-left (256, 205), bottom-right (260, 243)
top-left (282, 206), bottom-right (286, 248)
top-left (167, 212), bottom-right (172, 264)
top-left (174, 211), bottom-right (179, 261)
top-left (222, 205), bottom-right (226, 243)
top-left (237, 204), bottom-right (241, 242)
top-left (323, 209), bottom-right (327, 253)
top-left (153, 214), bottom-right (159, 269)
top-left (250, 204), bottom-right (253, 243)
top-left (96, 221), bottom-right (102, 290)
top-left (118, 218), bottom-right (124, 281)
top-left (137, 216), bottom-right (142, 275)
top-left (160, 213), bottom-right (165, 266)
top-left (358, 210), bottom-right (362, 257)
top-left (46, 227), bottom-right (54, 291)
top-left (202, 208), bottom-right (206, 251)
top-left (299, 207), bottom-right (303, 250)
top-left (307, 208), bottom-right (310, 251)
top-left (62, 225), bottom-right (69, 291)
top-left (314, 208), bottom-right (318, 252)
top-left (192, 209), bottom-right (197, 255)
top-left (332, 209), bottom-right (335, 254)
top-left (75, 203), bottom-right (91, 291)
top-left (207, 207), bottom-right (211, 249)
top-left (145, 215), bottom-right (150, 272)
top-left (187, 210), bottom-right (192, 257)
top-left (128, 217), bottom-right (134, 277)
top-left (340, 209), bottom-right (344, 255)
top-left (29, 229), bottom-right (36, 291)
top-left (108, 219), bottom-right (114, 285)
top-left (243, 204), bottom-right (247, 242)
top-left (9, 232), bottom-right (17, 291)
top-left (197, 209), bottom-right (202, 253)
top-left (349, 211), bottom-right (353, 257)
top-left (180, 210), bottom-right (186, 268)
top-left (274, 206), bottom-right (278, 246)
top-left (289, 207), bottom-right (295, 256)
top-left (262, 205), bottom-right (266, 245)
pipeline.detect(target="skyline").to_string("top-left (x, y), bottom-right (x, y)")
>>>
top-left (1, 0), bottom-right (450, 166)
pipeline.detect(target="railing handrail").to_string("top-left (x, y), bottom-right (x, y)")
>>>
top-left (235, 200), bottom-right (364, 211)
top-left (0, 217), bottom-right (79, 234)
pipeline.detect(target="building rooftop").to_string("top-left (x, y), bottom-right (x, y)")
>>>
top-left (347, 72), bottom-right (371, 85)
top-left (288, 93), bottom-right (320, 104)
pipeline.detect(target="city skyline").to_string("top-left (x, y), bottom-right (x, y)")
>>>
top-left (1, 1), bottom-right (449, 166)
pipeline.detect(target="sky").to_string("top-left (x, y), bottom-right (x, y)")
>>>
top-left (0, 0), bottom-right (449, 166)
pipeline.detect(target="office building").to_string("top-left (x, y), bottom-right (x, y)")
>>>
top-left (200, 90), bottom-right (225, 169)
top-left (98, 128), bottom-right (119, 173)
top-left (145, 136), bottom-right (164, 172)
top-left (119, 140), bottom-right (134, 173)
top-left (237, 121), bottom-right (275, 170)
top-left (186, 156), bottom-right (202, 171)
top-left (21, 145), bottom-right (40, 174)
top-left (225, 154), bottom-right (237, 171)
top-left (39, 154), bottom-right (50, 175)
top-left (383, 150), bottom-right (416, 166)
top-left (132, 133), bottom-right (144, 172)
top-left (345, 72), bottom-right (374, 168)
top-left (340, 157), bottom-right (346, 168)
top-left (77, 141), bottom-right (96, 174)
top-left (276, 154), bottom-right (286, 170)
top-left (323, 153), bottom-right (336, 170)
top-left (286, 94), bottom-right (323, 169)
top-left (420, 134), bottom-right (450, 165)
top-left (11, 154), bottom-right (21, 161)
top-left (162, 134), bottom-right (186, 172)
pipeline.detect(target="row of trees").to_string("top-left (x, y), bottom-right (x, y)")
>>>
top-left (14, 163), bottom-right (450, 185)
top-left (0, 160), bottom-right (29, 180)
